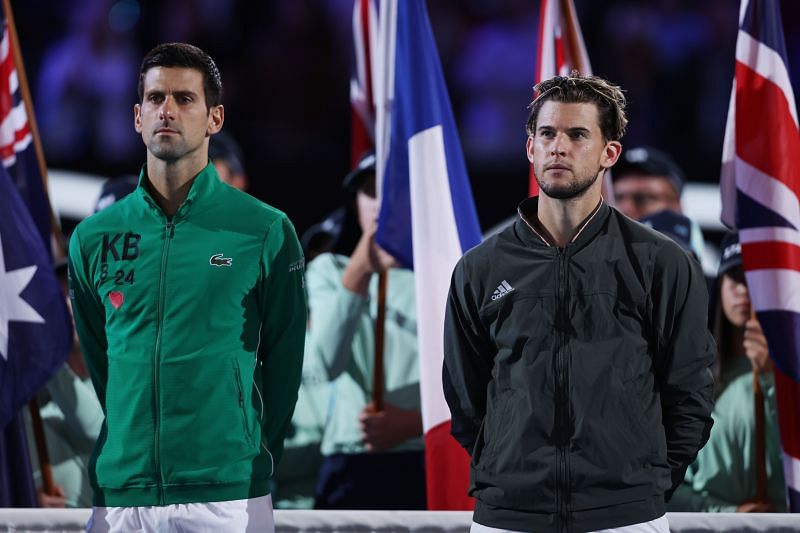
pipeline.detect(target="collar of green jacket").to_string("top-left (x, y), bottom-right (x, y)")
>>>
top-left (135, 161), bottom-right (223, 219)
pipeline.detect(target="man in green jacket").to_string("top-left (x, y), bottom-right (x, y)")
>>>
top-left (68, 43), bottom-right (306, 531)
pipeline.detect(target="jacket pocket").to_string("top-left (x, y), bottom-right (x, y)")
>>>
top-left (233, 360), bottom-right (255, 447)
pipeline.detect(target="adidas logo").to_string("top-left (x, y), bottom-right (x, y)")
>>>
top-left (491, 280), bottom-right (515, 301)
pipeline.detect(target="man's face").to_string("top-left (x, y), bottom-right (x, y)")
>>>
top-left (527, 101), bottom-right (620, 201)
top-left (134, 67), bottom-right (223, 162)
top-left (613, 174), bottom-right (681, 220)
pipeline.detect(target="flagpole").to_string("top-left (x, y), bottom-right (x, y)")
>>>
top-left (4, 0), bottom-right (62, 498)
top-left (559, 0), bottom-right (588, 75)
top-left (2, 0), bottom-right (64, 259)
top-left (27, 397), bottom-right (56, 496)
top-left (372, 272), bottom-right (387, 412)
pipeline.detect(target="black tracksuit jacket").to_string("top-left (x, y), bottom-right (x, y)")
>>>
top-left (443, 198), bottom-right (715, 533)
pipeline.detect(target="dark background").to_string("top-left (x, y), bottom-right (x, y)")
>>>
top-left (11, 0), bottom-right (800, 238)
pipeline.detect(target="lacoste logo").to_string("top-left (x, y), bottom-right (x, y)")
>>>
top-left (491, 280), bottom-right (514, 301)
top-left (210, 253), bottom-right (233, 267)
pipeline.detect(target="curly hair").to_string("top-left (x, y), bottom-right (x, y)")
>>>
top-left (525, 72), bottom-right (628, 142)
top-left (138, 43), bottom-right (222, 110)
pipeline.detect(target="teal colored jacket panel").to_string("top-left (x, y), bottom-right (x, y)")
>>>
top-left (669, 371), bottom-right (786, 512)
top-left (305, 253), bottom-right (422, 456)
top-left (68, 163), bottom-right (307, 506)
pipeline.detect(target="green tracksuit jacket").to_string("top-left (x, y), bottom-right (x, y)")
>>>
top-left (68, 163), bottom-right (307, 507)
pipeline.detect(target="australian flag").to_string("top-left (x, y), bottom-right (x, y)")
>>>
top-left (720, 0), bottom-right (800, 511)
top-left (374, 0), bottom-right (481, 509)
top-left (0, 8), bottom-right (72, 506)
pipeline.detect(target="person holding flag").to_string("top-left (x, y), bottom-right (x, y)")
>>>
top-left (307, 153), bottom-right (426, 510)
top-left (68, 43), bottom-right (306, 531)
top-left (669, 232), bottom-right (786, 513)
top-left (443, 73), bottom-right (715, 533)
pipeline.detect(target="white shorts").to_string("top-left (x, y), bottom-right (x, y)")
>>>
top-left (471, 514), bottom-right (669, 533)
top-left (86, 494), bottom-right (274, 533)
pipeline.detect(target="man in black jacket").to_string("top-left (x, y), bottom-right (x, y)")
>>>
top-left (443, 74), bottom-right (715, 533)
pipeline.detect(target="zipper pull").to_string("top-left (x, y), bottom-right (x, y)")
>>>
top-left (166, 221), bottom-right (174, 238)
top-left (239, 390), bottom-right (243, 407)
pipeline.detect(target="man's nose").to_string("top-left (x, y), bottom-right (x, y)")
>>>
top-left (159, 98), bottom-right (174, 120)
top-left (550, 133), bottom-right (567, 155)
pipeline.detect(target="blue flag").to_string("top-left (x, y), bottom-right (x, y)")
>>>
top-left (374, 0), bottom-right (481, 509)
top-left (0, 167), bottom-right (72, 428)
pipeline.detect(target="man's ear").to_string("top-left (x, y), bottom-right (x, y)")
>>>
top-left (208, 105), bottom-right (224, 135)
top-left (526, 136), bottom-right (535, 164)
top-left (601, 140), bottom-right (622, 169)
top-left (134, 104), bottom-right (142, 133)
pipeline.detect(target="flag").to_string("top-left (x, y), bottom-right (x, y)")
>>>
top-left (719, 0), bottom-right (800, 511)
top-left (531, 0), bottom-right (614, 203)
top-left (0, 5), bottom-right (71, 506)
top-left (374, 0), bottom-right (481, 510)
top-left (0, 11), bottom-right (50, 249)
top-left (350, 0), bottom-right (378, 167)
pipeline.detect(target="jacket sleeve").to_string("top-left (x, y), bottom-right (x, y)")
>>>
top-left (258, 215), bottom-right (307, 468)
top-left (443, 258), bottom-right (494, 454)
top-left (651, 244), bottom-right (715, 500)
top-left (67, 227), bottom-right (109, 410)
top-left (305, 254), bottom-right (370, 380)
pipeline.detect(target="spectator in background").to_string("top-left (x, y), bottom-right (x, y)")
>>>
top-left (669, 232), bottom-right (786, 512)
top-left (612, 146), bottom-right (705, 259)
top-left (307, 153), bottom-right (426, 510)
top-left (26, 258), bottom-right (104, 508)
top-left (209, 130), bottom-right (248, 190)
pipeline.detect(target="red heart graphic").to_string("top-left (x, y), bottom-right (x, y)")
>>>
top-left (109, 291), bottom-right (124, 309)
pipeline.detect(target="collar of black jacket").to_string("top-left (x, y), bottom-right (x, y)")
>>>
top-left (135, 161), bottom-right (224, 219)
top-left (516, 196), bottom-right (610, 250)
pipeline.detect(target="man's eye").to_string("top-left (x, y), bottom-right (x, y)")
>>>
top-left (570, 131), bottom-right (586, 139)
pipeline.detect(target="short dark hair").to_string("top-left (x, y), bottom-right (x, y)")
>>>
top-left (138, 43), bottom-right (222, 109)
top-left (526, 72), bottom-right (627, 142)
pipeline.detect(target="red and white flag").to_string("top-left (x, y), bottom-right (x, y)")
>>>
top-left (350, 0), bottom-right (378, 167)
top-left (720, 0), bottom-right (800, 511)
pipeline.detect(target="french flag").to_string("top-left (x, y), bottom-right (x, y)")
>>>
top-left (720, 0), bottom-right (800, 511)
top-left (373, 0), bottom-right (482, 510)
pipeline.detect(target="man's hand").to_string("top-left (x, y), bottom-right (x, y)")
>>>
top-left (743, 319), bottom-right (771, 372)
top-left (342, 221), bottom-right (400, 296)
top-left (37, 484), bottom-right (66, 508)
top-left (359, 402), bottom-right (422, 453)
top-left (736, 501), bottom-right (774, 513)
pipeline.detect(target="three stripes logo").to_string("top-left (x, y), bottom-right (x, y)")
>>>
top-left (491, 280), bottom-right (514, 301)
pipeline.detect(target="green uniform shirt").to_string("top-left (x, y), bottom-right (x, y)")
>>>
top-left (669, 371), bottom-right (786, 512)
top-left (305, 253), bottom-right (422, 456)
top-left (68, 163), bottom-right (307, 506)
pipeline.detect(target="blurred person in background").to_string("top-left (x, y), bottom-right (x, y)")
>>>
top-left (209, 130), bottom-right (248, 190)
top-left (612, 146), bottom-right (705, 258)
top-left (68, 43), bottom-right (306, 531)
top-left (306, 152), bottom-right (426, 510)
top-left (26, 258), bottom-right (103, 508)
top-left (669, 232), bottom-right (786, 512)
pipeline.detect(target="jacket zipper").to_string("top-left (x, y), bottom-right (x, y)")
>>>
top-left (556, 247), bottom-right (569, 532)
top-left (153, 220), bottom-right (174, 504)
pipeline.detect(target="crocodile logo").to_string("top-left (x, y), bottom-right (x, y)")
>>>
top-left (209, 253), bottom-right (233, 267)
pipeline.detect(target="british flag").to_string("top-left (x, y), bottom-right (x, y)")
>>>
top-left (0, 11), bottom-right (50, 249)
top-left (720, 0), bottom-right (800, 511)
top-left (350, 0), bottom-right (377, 167)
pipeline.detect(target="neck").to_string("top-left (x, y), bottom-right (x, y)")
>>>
top-left (537, 187), bottom-right (603, 247)
top-left (145, 153), bottom-right (207, 217)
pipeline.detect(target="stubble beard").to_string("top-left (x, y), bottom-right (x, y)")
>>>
top-left (148, 136), bottom-right (186, 163)
top-left (537, 169), bottom-right (600, 200)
